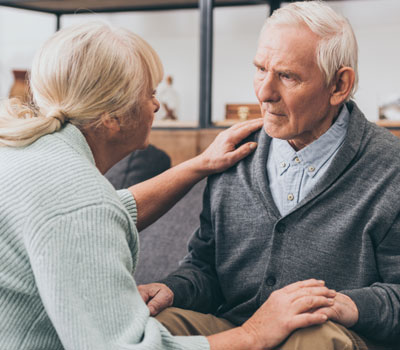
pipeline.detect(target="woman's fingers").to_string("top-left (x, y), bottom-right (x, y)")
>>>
top-left (287, 296), bottom-right (335, 331)
top-left (293, 295), bottom-right (335, 314)
top-left (282, 279), bottom-right (325, 293)
top-left (223, 142), bottom-right (258, 164)
top-left (290, 286), bottom-right (336, 301)
top-left (284, 281), bottom-right (336, 315)
top-left (199, 118), bottom-right (263, 173)
top-left (313, 306), bottom-right (338, 319)
top-left (288, 313), bottom-right (328, 331)
top-left (226, 118), bottom-right (263, 143)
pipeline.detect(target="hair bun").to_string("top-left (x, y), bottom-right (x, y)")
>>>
top-left (46, 108), bottom-right (68, 124)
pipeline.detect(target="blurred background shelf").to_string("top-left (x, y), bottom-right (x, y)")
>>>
top-left (376, 120), bottom-right (400, 138)
top-left (0, 0), bottom-right (366, 130)
top-left (376, 120), bottom-right (400, 128)
top-left (149, 128), bottom-right (221, 166)
top-left (0, 0), bottom-right (394, 166)
top-left (152, 120), bottom-right (198, 128)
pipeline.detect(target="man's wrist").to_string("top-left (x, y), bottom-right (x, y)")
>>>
top-left (157, 277), bottom-right (181, 307)
top-left (340, 289), bottom-right (366, 331)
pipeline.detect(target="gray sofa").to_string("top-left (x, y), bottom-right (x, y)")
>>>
top-left (105, 145), bottom-right (171, 189)
top-left (105, 145), bottom-right (205, 285)
top-left (135, 180), bottom-right (206, 284)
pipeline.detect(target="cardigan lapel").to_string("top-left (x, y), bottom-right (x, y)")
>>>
top-left (253, 128), bottom-right (282, 219)
top-left (287, 101), bottom-right (367, 215)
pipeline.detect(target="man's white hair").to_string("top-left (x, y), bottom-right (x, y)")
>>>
top-left (263, 0), bottom-right (358, 99)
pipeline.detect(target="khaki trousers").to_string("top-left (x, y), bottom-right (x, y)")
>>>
top-left (156, 307), bottom-right (396, 350)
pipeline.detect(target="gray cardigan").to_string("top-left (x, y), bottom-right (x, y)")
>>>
top-left (162, 101), bottom-right (400, 343)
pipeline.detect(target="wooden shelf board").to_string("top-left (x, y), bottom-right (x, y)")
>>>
top-left (376, 120), bottom-right (400, 128)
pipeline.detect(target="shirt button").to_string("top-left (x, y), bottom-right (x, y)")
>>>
top-left (276, 223), bottom-right (286, 233)
top-left (308, 166), bottom-right (315, 172)
top-left (266, 276), bottom-right (276, 286)
top-left (294, 157), bottom-right (301, 163)
top-left (280, 161), bottom-right (286, 168)
top-left (287, 193), bottom-right (294, 201)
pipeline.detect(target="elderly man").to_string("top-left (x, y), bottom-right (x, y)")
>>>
top-left (139, 2), bottom-right (400, 349)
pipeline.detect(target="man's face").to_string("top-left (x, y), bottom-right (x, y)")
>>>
top-left (253, 23), bottom-right (337, 150)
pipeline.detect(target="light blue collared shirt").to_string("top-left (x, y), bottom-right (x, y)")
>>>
top-left (266, 105), bottom-right (350, 216)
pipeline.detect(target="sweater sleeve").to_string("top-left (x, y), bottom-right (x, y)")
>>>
top-left (160, 182), bottom-right (225, 314)
top-left (117, 189), bottom-right (138, 225)
top-left (341, 213), bottom-right (400, 343)
top-left (26, 204), bottom-right (209, 350)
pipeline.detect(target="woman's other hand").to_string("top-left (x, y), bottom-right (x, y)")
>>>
top-left (208, 279), bottom-right (335, 350)
top-left (196, 118), bottom-right (263, 175)
top-left (241, 279), bottom-right (335, 350)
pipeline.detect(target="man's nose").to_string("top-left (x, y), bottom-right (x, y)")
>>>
top-left (257, 73), bottom-right (280, 103)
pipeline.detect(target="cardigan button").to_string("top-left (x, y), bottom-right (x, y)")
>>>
top-left (276, 223), bottom-right (286, 233)
top-left (266, 276), bottom-right (276, 286)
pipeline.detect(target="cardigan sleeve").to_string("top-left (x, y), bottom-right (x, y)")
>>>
top-left (26, 204), bottom-right (209, 350)
top-left (341, 212), bottom-right (400, 343)
top-left (160, 182), bottom-right (225, 314)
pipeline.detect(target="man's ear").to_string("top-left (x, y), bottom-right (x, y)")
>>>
top-left (101, 113), bottom-right (121, 134)
top-left (330, 67), bottom-right (355, 106)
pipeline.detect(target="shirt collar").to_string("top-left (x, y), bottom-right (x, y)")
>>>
top-left (273, 138), bottom-right (295, 176)
top-left (272, 104), bottom-right (350, 178)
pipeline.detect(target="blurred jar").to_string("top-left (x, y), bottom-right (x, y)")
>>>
top-left (9, 69), bottom-right (31, 103)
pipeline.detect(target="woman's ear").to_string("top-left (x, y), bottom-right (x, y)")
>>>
top-left (101, 113), bottom-right (121, 134)
top-left (330, 67), bottom-right (355, 106)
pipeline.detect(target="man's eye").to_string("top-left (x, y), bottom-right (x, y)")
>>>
top-left (280, 73), bottom-right (291, 80)
top-left (258, 67), bottom-right (266, 72)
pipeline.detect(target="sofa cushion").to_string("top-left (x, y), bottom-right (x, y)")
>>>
top-left (105, 145), bottom-right (171, 189)
top-left (134, 180), bottom-right (206, 285)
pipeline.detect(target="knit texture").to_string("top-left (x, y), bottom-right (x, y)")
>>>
top-left (0, 124), bottom-right (209, 350)
top-left (162, 101), bottom-right (400, 343)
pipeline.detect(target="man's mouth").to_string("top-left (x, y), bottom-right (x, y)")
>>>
top-left (264, 110), bottom-right (285, 117)
top-left (261, 103), bottom-right (285, 117)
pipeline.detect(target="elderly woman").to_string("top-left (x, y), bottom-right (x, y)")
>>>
top-left (0, 22), bottom-right (334, 350)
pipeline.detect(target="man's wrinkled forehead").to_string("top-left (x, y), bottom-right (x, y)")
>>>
top-left (258, 20), bottom-right (315, 43)
top-left (257, 24), bottom-right (318, 57)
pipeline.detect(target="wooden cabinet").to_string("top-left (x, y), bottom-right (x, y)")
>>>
top-left (149, 128), bottom-right (222, 166)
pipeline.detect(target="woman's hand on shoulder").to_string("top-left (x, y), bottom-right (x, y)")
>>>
top-left (197, 118), bottom-right (263, 175)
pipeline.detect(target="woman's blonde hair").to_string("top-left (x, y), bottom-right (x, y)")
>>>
top-left (263, 0), bottom-right (358, 100)
top-left (0, 21), bottom-right (163, 147)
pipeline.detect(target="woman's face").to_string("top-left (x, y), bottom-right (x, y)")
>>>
top-left (126, 90), bottom-right (160, 150)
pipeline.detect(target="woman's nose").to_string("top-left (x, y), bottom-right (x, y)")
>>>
top-left (153, 97), bottom-right (160, 113)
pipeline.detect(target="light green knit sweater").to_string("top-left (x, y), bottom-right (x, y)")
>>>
top-left (0, 124), bottom-right (209, 350)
